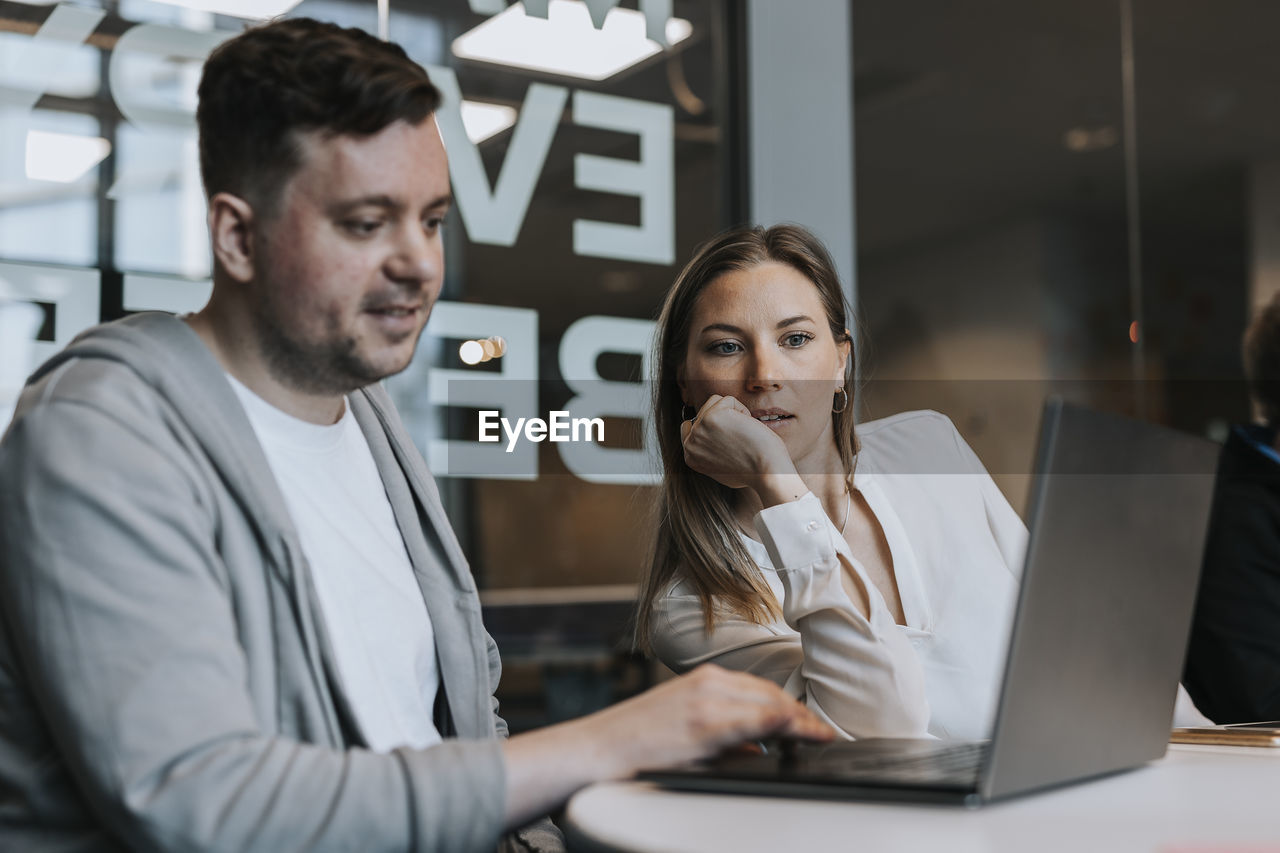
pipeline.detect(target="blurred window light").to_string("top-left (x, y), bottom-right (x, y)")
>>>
top-left (158, 0), bottom-right (302, 19)
top-left (2, 110), bottom-right (100, 266)
top-left (25, 130), bottom-right (111, 184)
top-left (452, 0), bottom-right (693, 82)
top-left (0, 32), bottom-right (99, 100)
top-left (112, 122), bottom-right (211, 278)
top-left (459, 340), bottom-right (485, 365)
top-left (461, 100), bottom-right (518, 144)
top-left (278, 0), bottom-right (378, 36)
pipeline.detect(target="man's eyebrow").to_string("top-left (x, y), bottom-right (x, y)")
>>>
top-left (328, 195), bottom-right (402, 215)
top-left (327, 193), bottom-right (452, 216)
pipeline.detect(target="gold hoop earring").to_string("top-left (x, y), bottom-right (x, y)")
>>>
top-left (832, 387), bottom-right (849, 414)
top-left (681, 404), bottom-right (695, 421)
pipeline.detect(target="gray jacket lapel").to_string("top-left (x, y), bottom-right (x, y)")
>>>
top-left (351, 387), bottom-right (492, 739)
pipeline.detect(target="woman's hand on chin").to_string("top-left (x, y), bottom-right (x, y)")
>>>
top-left (680, 394), bottom-right (800, 497)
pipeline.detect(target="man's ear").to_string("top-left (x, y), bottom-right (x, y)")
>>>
top-left (209, 192), bottom-right (257, 284)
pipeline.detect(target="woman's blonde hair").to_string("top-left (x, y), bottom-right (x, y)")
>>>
top-left (634, 223), bottom-right (858, 652)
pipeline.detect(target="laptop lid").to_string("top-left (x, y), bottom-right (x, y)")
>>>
top-left (979, 398), bottom-right (1218, 800)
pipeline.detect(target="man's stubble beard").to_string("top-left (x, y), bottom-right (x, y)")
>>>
top-left (250, 286), bottom-right (420, 397)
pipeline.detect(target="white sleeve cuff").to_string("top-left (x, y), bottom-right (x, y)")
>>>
top-left (753, 492), bottom-right (837, 572)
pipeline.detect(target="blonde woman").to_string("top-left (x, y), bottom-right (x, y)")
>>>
top-left (635, 224), bottom-right (1027, 740)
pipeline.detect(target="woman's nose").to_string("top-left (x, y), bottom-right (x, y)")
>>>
top-left (745, 348), bottom-right (783, 392)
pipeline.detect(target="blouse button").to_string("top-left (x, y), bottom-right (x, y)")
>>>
top-left (805, 520), bottom-right (820, 532)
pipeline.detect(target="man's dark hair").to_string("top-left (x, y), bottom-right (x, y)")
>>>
top-left (197, 17), bottom-right (441, 217)
top-left (1244, 293), bottom-right (1280, 426)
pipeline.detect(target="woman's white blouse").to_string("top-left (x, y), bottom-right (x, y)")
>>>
top-left (652, 410), bottom-right (1028, 741)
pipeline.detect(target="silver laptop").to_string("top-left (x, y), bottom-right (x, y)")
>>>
top-left (641, 399), bottom-right (1218, 806)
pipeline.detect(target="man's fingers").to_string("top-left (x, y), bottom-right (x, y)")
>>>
top-left (681, 666), bottom-right (836, 746)
top-left (693, 696), bottom-right (833, 752)
top-left (731, 679), bottom-right (834, 742)
top-left (778, 707), bottom-right (836, 742)
top-left (608, 666), bottom-right (836, 775)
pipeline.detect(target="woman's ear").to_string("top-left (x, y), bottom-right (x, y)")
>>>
top-left (209, 192), bottom-right (257, 284)
top-left (835, 333), bottom-right (852, 383)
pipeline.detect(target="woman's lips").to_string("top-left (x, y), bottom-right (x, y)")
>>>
top-left (752, 410), bottom-right (795, 431)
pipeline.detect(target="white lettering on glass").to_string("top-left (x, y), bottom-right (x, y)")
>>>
top-left (7, 8), bottom-right (679, 265)
top-left (0, 4), bottom-right (105, 114)
top-left (557, 315), bottom-right (658, 485)
top-left (423, 302), bottom-right (539, 479)
top-left (428, 65), bottom-right (566, 247)
top-left (572, 91), bottom-right (674, 265)
top-left (107, 24), bottom-right (229, 132)
top-left (9, 264), bottom-right (652, 483)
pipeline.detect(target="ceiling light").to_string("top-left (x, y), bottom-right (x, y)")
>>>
top-left (452, 0), bottom-right (694, 82)
top-left (25, 130), bottom-right (111, 183)
top-left (461, 100), bottom-right (518, 144)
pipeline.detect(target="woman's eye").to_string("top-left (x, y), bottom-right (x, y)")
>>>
top-left (710, 341), bottom-right (742, 355)
top-left (783, 332), bottom-right (813, 347)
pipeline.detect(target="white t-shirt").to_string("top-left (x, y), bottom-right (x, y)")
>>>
top-left (228, 376), bottom-right (442, 753)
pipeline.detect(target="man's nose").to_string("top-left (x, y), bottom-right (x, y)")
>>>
top-left (386, 222), bottom-right (441, 287)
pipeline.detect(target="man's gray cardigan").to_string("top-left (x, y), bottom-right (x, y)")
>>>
top-left (0, 313), bottom-right (549, 851)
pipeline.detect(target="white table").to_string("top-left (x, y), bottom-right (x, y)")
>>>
top-left (563, 745), bottom-right (1280, 852)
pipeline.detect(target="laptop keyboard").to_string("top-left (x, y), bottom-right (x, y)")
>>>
top-left (780, 740), bottom-right (988, 786)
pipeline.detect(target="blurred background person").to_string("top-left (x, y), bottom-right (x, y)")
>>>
top-left (1184, 294), bottom-right (1280, 723)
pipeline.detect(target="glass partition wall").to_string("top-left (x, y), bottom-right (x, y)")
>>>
top-left (853, 0), bottom-right (1272, 513)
